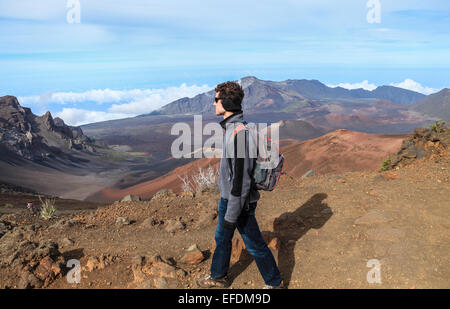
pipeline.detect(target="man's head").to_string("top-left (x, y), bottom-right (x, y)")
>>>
top-left (214, 81), bottom-right (244, 117)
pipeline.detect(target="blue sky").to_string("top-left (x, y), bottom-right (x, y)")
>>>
top-left (0, 0), bottom-right (449, 125)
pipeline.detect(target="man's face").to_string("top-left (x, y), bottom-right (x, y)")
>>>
top-left (214, 91), bottom-right (226, 116)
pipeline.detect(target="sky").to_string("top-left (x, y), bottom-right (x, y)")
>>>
top-left (0, 0), bottom-right (449, 126)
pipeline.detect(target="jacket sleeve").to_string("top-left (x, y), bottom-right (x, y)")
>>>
top-left (224, 130), bottom-right (252, 224)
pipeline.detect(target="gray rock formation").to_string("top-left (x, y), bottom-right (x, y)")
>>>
top-left (390, 126), bottom-right (450, 168)
top-left (0, 95), bottom-right (96, 161)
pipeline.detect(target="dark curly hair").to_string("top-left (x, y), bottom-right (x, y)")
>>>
top-left (215, 81), bottom-right (244, 105)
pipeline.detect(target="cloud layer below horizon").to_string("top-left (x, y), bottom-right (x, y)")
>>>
top-left (19, 83), bottom-right (213, 126)
top-left (327, 78), bottom-right (439, 94)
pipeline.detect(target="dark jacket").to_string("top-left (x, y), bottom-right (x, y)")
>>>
top-left (218, 111), bottom-right (260, 225)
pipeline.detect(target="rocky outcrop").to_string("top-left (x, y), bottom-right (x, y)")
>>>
top-left (0, 95), bottom-right (96, 161)
top-left (390, 126), bottom-right (449, 168)
top-left (129, 254), bottom-right (187, 289)
top-left (0, 223), bottom-right (65, 288)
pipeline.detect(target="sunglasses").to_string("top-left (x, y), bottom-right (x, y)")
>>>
top-left (214, 97), bottom-right (222, 103)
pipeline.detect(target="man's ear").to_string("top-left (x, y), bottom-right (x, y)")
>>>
top-left (221, 97), bottom-right (233, 109)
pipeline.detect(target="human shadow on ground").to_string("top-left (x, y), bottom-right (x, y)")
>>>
top-left (227, 193), bottom-right (332, 288)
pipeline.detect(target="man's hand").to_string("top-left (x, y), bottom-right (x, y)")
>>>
top-left (223, 219), bottom-right (235, 230)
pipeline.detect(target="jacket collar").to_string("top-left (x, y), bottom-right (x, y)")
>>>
top-left (219, 110), bottom-right (243, 129)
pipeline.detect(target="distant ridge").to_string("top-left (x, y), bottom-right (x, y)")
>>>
top-left (146, 76), bottom-right (426, 116)
top-left (410, 88), bottom-right (450, 122)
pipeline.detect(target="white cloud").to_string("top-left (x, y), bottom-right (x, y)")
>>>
top-left (389, 79), bottom-right (438, 95)
top-left (20, 83), bottom-right (212, 107)
top-left (327, 78), bottom-right (440, 95)
top-left (55, 108), bottom-right (130, 127)
top-left (108, 83), bottom-right (212, 114)
top-left (327, 80), bottom-right (378, 91)
top-left (19, 83), bottom-right (213, 126)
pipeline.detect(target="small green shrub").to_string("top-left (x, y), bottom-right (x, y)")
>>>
top-left (380, 157), bottom-right (391, 171)
top-left (4, 203), bottom-right (13, 208)
top-left (39, 195), bottom-right (56, 220)
top-left (430, 120), bottom-right (446, 133)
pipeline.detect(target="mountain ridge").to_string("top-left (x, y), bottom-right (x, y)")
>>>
top-left (410, 88), bottom-right (450, 122)
top-left (147, 76), bottom-right (426, 116)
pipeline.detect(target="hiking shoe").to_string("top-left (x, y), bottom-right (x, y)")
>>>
top-left (263, 282), bottom-right (284, 289)
top-left (196, 274), bottom-right (229, 288)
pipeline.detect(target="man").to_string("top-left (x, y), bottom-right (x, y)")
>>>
top-left (196, 81), bottom-right (283, 289)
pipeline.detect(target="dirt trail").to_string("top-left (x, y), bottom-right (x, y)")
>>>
top-left (1, 151), bottom-right (448, 289)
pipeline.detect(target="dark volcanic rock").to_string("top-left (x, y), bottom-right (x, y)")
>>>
top-left (390, 126), bottom-right (450, 168)
top-left (0, 95), bottom-right (96, 161)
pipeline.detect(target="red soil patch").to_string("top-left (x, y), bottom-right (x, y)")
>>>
top-left (281, 129), bottom-right (410, 178)
top-left (93, 158), bottom-right (220, 202)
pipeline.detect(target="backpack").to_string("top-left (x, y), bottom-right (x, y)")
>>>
top-left (227, 121), bottom-right (284, 191)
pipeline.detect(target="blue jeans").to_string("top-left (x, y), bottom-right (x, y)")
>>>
top-left (210, 197), bottom-right (282, 286)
